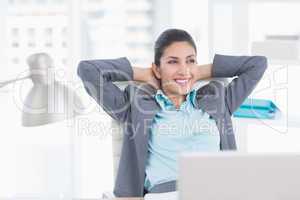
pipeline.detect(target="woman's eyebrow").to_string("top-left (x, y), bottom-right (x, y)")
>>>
top-left (166, 56), bottom-right (179, 59)
top-left (166, 55), bottom-right (195, 59)
top-left (186, 54), bottom-right (196, 58)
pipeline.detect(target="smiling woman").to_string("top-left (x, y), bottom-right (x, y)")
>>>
top-left (152, 29), bottom-right (199, 100)
top-left (134, 29), bottom-right (213, 109)
top-left (77, 28), bottom-right (267, 197)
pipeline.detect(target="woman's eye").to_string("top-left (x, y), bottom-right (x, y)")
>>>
top-left (168, 60), bottom-right (177, 64)
top-left (187, 59), bottom-right (196, 64)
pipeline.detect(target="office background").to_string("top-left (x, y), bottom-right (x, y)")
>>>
top-left (0, 0), bottom-right (300, 199)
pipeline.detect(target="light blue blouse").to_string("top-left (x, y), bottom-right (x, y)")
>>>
top-left (144, 85), bottom-right (220, 191)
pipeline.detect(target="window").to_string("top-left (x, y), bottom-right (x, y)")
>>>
top-left (208, 0), bottom-right (300, 153)
top-left (0, 0), bottom-right (216, 198)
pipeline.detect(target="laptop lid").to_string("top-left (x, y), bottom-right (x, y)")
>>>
top-left (178, 152), bottom-right (300, 200)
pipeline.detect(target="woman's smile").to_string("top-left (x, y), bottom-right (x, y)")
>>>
top-left (174, 78), bottom-right (191, 86)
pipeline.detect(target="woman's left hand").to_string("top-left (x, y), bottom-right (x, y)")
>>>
top-left (191, 63), bottom-right (213, 81)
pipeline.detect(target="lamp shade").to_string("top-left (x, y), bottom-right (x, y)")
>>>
top-left (21, 53), bottom-right (83, 127)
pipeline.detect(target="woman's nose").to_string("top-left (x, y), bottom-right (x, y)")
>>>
top-left (177, 65), bottom-right (191, 76)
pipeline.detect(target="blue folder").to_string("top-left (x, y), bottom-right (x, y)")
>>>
top-left (233, 98), bottom-right (279, 119)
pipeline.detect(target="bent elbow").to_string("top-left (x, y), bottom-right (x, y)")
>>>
top-left (258, 56), bottom-right (268, 72)
top-left (77, 60), bottom-right (87, 79)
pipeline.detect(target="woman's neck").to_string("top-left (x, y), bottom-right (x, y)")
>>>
top-left (164, 91), bottom-right (186, 109)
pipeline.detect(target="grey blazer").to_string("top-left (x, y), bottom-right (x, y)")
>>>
top-left (77, 54), bottom-right (267, 197)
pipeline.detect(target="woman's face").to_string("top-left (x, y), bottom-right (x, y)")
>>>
top-left (152, 41), bottom-right (197, 97)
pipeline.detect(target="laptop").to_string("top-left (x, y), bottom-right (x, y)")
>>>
top-left (178, 152), bottom-right (300, 200)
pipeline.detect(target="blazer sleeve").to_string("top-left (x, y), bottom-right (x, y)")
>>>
top-left (77, 57), bottom-right (133, 122)
top-left (212, 54), bottom-right (268, 115)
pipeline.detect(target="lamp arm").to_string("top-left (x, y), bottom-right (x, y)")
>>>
top-left (0, 75), bottom-right (31, 88)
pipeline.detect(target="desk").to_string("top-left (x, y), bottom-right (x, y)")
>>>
top-left (232, 112), bottom-right (300, 152)
top-left (111, 198), bottom-right (143, 200)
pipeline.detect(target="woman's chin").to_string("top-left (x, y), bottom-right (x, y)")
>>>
top-left (173, 85), bottom-right (193, 95)
top-left (181, 84), bottom-right (194, 93)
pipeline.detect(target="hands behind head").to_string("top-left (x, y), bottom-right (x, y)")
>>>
top-left (132, 63), bottom-right (212, 91)
top-left (147, 68), bottom-right (161, 90)
top-left (132, 67), bottom-right (161, 90)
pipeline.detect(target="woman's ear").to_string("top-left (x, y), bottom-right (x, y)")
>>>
top-left (151, 63), bottom-right (161, 79)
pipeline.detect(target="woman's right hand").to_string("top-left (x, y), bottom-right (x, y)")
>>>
top-left (133, 67), bottom-right (160, 90)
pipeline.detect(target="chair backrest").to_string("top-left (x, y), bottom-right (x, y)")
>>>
top-left (111, 79), bottom-right (230, 181)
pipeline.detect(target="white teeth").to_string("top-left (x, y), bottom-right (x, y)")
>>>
top-left (175, 79), bottom-right (188, 84)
